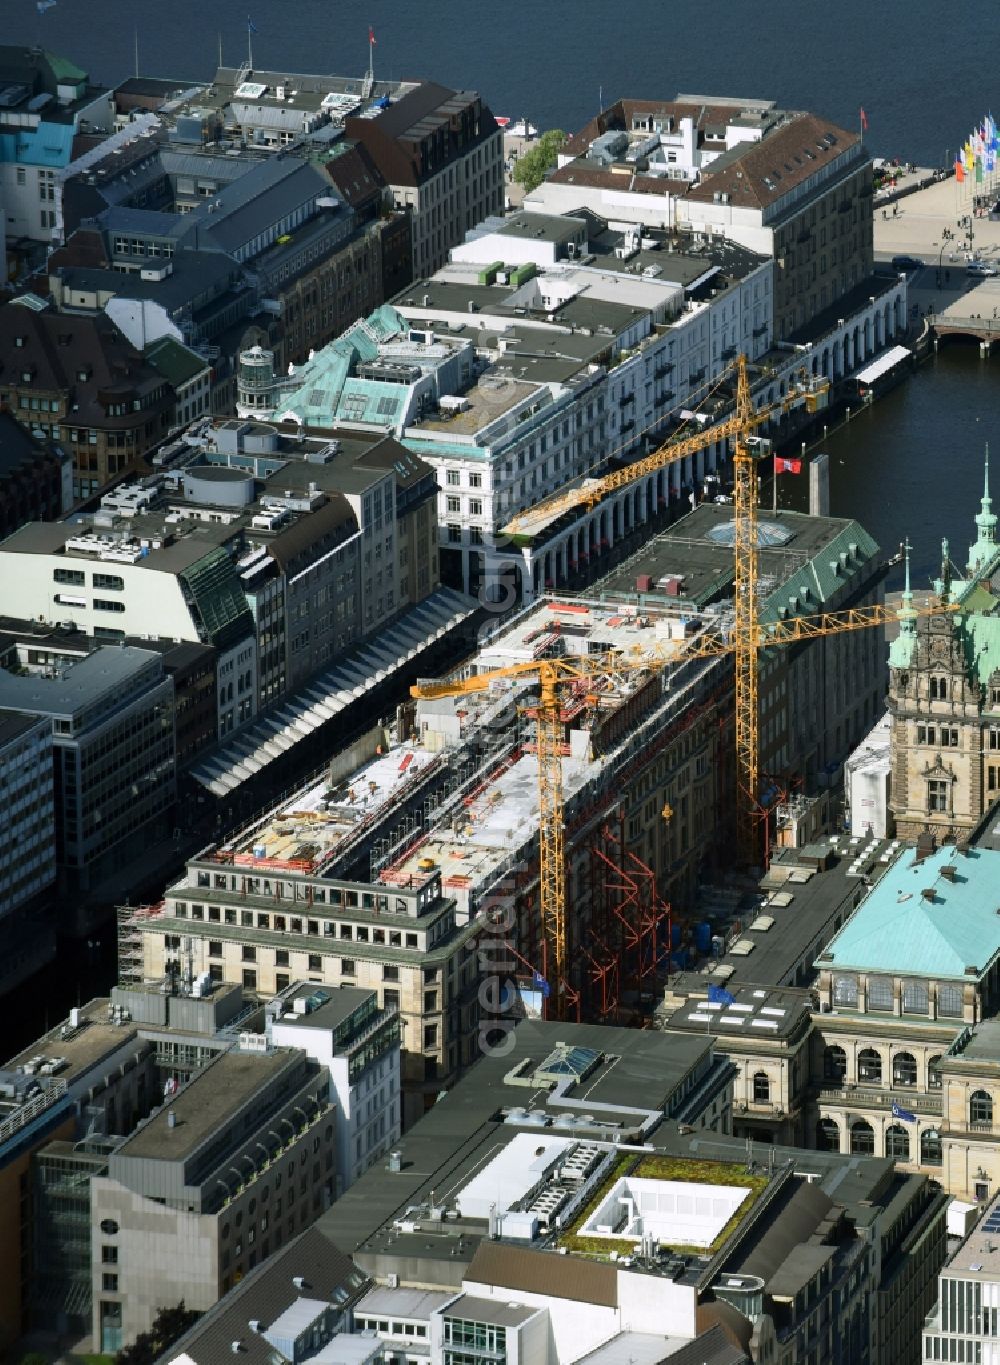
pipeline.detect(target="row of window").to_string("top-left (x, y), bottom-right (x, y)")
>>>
top-left (817, 1116), bottom-right (941, 1163)
top-left (832, 976), bottom-right (963, 1016)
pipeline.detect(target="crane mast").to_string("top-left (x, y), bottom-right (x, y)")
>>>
top-left (732, 356), bottom-right (761, 863)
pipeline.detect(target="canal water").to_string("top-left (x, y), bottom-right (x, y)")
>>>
top-left (774, 343), bottom-right (1000, 592)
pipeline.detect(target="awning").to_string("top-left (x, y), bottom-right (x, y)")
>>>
top-left (855, 344), bottom-right (911, 386)
top-left (189, 588), bottom-right (477, 797)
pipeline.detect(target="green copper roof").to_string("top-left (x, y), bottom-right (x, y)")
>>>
top-left (759, 519), bottom-right (880, 626)
top-left (278, 306), bottom-right (408, 426)
top-left (823, 845), bottom-right (1000, 981)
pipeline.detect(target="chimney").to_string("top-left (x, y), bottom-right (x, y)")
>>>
top-left (809, 452), bottom-right (830, 517)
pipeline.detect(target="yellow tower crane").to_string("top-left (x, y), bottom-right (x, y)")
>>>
top-left (501, 355), bottom-right (827, 861)
top-left (412, 596), bottom-right (953, 1019)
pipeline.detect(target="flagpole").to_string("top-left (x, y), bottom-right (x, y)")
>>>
top-left (218, 32), bottom-right (223, 71)
top-left (247, 20), bottom-right (253, 72)
top-left (134, 27), bottom-right (139, 79)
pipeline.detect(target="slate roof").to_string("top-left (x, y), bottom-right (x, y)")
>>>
top-left (821, 844), bottom-right (1000, 981)
top-left (685, 113), bottom-right (861, 211)
top-left (163, 1226), bottom-right (369, 1365)
top-left (465, 1241), bottom-right (618, 1307)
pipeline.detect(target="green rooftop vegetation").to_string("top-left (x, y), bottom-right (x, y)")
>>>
top-left (558, 1151), bottom-right (770, 1259)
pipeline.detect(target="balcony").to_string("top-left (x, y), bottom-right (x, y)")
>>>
top-left (818, 1086), bottom-right (942, 1115)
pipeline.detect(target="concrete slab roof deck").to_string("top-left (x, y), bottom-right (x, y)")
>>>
top-left (273, 983), bottom-right (376, 1035)
top-left (442, 1296), bottom-right (541, 1327)
top-left (822, 844), bottom-right (1000, 980)
top-left (0, 645), bottom-right (162, 715)
top-left (1, 996), bottom-right (139, 1083)
top-left (117, 1047), bottom-right (294, 1161)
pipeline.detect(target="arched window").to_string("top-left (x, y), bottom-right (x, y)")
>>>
top-left (927, 1056), bottom-right (942, 1090)
top-left (902, 980), bottom-right (929, 1015)
top-left (858, 1048), bottom-right (882, 1085)
top-left (850, 1120), bottom-right (875, 1155)
top-left (824, 1046), bottom-right (847, 1082)
top-left (971, 1091), bottom-right (994, 1127)
top-left (892, 1052), bottom-right (917, 1088)
top-left (752, 1072), bottom-right (770, 1102)
top-left (930, 676), bottom-right (949, 700)
top-left (816, 1118), bottom-right (840, 1151)
top-left (885, 1125), bottom-right (910, 1160)
top-left (920, 1129), bottom-right (942, 1166)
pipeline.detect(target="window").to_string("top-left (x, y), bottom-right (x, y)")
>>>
top-left (850, 1120), bottom-right (875, 1154)
top-left (208, 941), bottom-right (222, 958)
top-left (920, 1128), bottom-right (942, 1165)
top-left (102, 1273), bottom-right (119, 1292)
top-left (446, 470), bottom-right (460, 486)
top-left (885, 1124), bottom-right (910, 1160)
top-left (275, 950), bottom-right (289, 967)
top-left (242, 969), bottom-right (257, 989)
top-left (816, 1118), bottom-right (840, 1151)
top-left (93, 573), bottom-right (124, 591)
top-left (833, 975), bottom-right (858, 1007)
top-left (892, 1052), bottom-right (917, 1088)
top-left (928, 1055), bottom-right (943, 1089)
top-left (94, 599), bottom-right (126, 614)
top-left (752, 1071), bottom-right (770, 1102)
top-left (902, 980), bottom-right (929, 1015)
top-left (242, 946), bottom-right (256, 962)
top-left (868, 976), bottom-right (894, 1011)
top-left (423, 1024), bottom-right (438, 1048)
top-left (469, 472), bottom-right (482, 489)
top-left (383, 965), bottom-right (399, 982)
top-left (938, 984), bottom-right (964, 1017)
top-left (970, 1090), bottom-right (994, 1127)
top-left (446, 496), bottom-right (461, 513)
top-left (53, 567), bottom-right (85, 586)
top-left (384, 989), bottom-right (399, 1009)
top-left (929, 676), bottom-right (949, 700)
top-left (823, 1046), bottom-right (847, 1082)
top-left (928, 778), bottom-right (949, 813)
top-left (101, 1245), bottom-right (118, 1264)
top-left (858, 1048), bottom-right (882, 1084)
top-left (468, 498), bottom-right (482, 516)
top-left (308, 954), bottom-right (321, 972)
top-left (341, 959), bottom-right (355, 976)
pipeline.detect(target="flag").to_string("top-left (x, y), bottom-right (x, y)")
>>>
top-left (247, 14), bottom-right (258, 32)
top-left (369, 24), bottom-right (376, 44)
top-left (532, 972), bottom-right (551, 999)
top-left (708, 983), bottom-right (736, 1007)
top-left (956, 159), bottom-right (965, 184)
top-left (977, 156), bottom-right (985, 184)
top-left (860, 107), bottom-right (868, 132)
top-left (775, 456), bottom-right (802, 474)
top-left (892, 1101), bottom-right (917, 1123)
top-left (36, 0), bottom-right (56, 12)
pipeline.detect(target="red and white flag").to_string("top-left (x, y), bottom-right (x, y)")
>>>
top-left (775, 456), bottom-right (802, 475)
top-left (369, 24), bottom-right (376, 45)
top-left (860, 107), bottom-right (869, 132)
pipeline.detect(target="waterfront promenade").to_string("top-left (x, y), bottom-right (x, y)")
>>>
top-left (874, 174), bottom-right (1000, 266)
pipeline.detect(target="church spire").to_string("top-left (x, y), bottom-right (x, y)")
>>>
top-left (969, 442), bottom-right (998, 576)
top-left (890, 538), bottom-right (918, 670)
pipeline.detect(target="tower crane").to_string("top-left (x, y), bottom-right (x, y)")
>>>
top-left (412, 594), bottom-right (954, 1019)
top-left (500, 355), bottom-right (828, 859)
top-left (501, 356), bottom-right (827, 538)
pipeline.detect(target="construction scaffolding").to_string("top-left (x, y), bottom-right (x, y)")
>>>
top-left (116, 901), bottom-right (164, 984)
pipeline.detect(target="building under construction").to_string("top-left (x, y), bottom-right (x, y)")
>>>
top-left (122, 502), bottom-right (887, 1113)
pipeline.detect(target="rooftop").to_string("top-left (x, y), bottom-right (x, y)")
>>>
top-left (820, 843), bottom-right (1000, 981)
top-left (116, 1046), bottom-right (294, 1162)
top-left (0, 644), bottom-right (162, 718)
top-left (591, 503), bottom-right (881, 615)
top-left (1, 996), bottom-right (140, 1093)
top-left (271, 983), bottom-right (378, 1036)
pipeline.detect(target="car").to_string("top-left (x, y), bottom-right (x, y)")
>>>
top-left (891, 255), bottom-right (924, 272)
top-left (967, 260), bottom-right (998, 278)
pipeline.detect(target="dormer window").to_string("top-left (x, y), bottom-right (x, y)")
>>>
top-left (14, 336), bottom-right (25, 348)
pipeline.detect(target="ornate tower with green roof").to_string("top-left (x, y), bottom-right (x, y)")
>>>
top-left (888, 449), bottom-right (1000, 840)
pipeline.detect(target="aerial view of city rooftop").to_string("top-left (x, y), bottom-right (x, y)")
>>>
top-left (1, 8), bottom-right (999, 1363)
